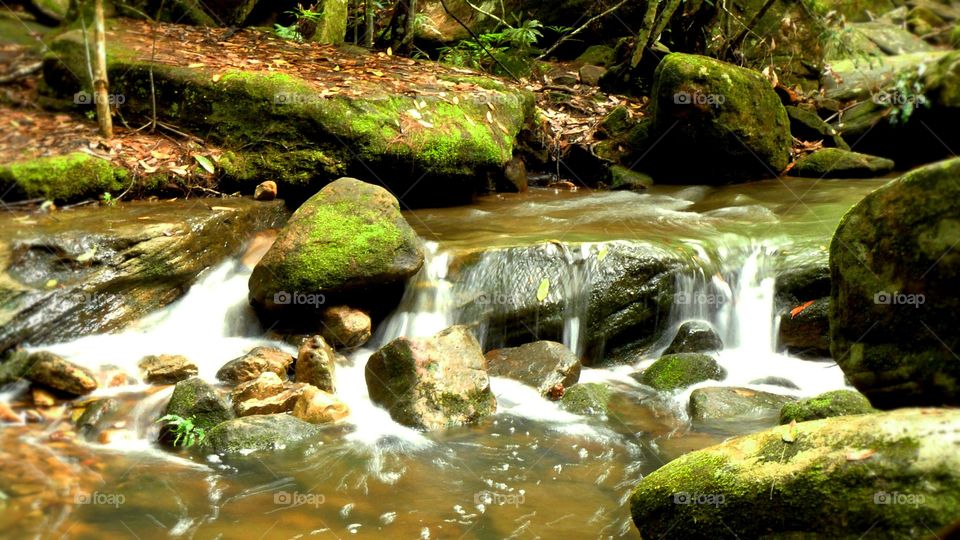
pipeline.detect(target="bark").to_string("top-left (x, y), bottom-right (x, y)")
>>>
top-left (93, 0), bottom-right (113, 139)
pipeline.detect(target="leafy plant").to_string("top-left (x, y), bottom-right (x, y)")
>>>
top-left (100, 192), bottom-right (116, 206)
top-left (274, 23), bottom-right (301, 41)
top-left (157, 414), bottom-right (206, 448)
top-left (438, 17), bottom-right (545, 76)
top-left (884, 69), bottom-right (929, 124)
top-left (274, 4), bottom-right (326, 42)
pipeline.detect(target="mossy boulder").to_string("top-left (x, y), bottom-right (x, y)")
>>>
top-left (161, 378), bottom-right (233, 441)
top-left (630, 408), bottom-right (960, 538)
top-left (0, 152), bottom-right (127, 203)
top-left (663, 320), bottom-right (723, 355)
top-left (366, 325), bottom-right (497, 431)
top-left (249, 178), bottom-right (423, 318)
top-left (830, 158), bottom-right (960, 407)
top-left (641, 353), bottom-right (726, 391)
top-left (778, 297), bottom-right (831, 357)
top-left (649, 53), bottom-right (792, 181)
top-left (576, 45), bottom-right (615, 67)
top-left (560, 383), bottom-right (612, 416)
top-left (779, 389), bottom-right (876, 423)
top-left (609, 166), bottom-right (653, 191)
top-left (689, 386), bottom-right (795, 421)
top-left (202, 414), bottom-right (326, 455)
top-left (790, 148), bottom-right (895, 178)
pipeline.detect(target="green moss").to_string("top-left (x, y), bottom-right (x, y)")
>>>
top-left (790, 148), bottom-right (895, 178)
top-left (560, 383), bottom-right (612, 415)
top-left (779, 390), bottom-right (876, 424)
top-left (220, 149), bottom-right (346, 187)
top-left (0, 152), bottom-right (126, 202)
top-left (641, 353), bottom-right (726, 391)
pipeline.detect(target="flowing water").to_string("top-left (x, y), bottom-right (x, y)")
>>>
top-left (0, 179), bottom-right (888, 539)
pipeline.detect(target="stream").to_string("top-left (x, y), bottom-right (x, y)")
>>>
top-left (0, 178), bottom-right (888, 539)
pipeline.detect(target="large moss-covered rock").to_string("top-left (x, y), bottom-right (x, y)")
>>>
top-left (161, 378), bottom-right (233, 436)
top-left (485, 341), bottom-right (581, 397)
top-left (830, 158), bottom-right (960, 407)
top-left (249, 178), bottom-right (423, 318)
top-left (649, 54), bottom-right (791, 181)
top-left (559, 382), bottom-right (612, 416)
top-left (631, 408), bottom-right (960, 538)
top-left (203, 414), bottom-right (326, 455)
top-left (0, 199), bottom-right (286, 352)
top-left (790, 148), bottom-right (895, 178)
top-left (689, 386), bottom-right (795, 421)
top-left (43, 24), bottom-right (534, 204)
top-left (779, 389), bottom-right (876, 423)
top-left (0, 153), bottom-right (127, 203)
top-left (641, 353), bottom-right (726, 391)
top-left (366, 325), bottom-right (497, 431)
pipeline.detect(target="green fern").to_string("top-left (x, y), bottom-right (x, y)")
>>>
top-left (157, 414), bottom-right (207, 448)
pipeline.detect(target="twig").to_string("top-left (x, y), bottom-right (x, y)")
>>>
top-left (463, 0), bottom-right (509, 30)
top-left (0, 61), bottom-right (42, 84)
top-left (437, 0), bottom-right (521, 83)
top-left (538, 0), bottom-right (628, 60)
top-left (724, 0), bottom-right (777, 58)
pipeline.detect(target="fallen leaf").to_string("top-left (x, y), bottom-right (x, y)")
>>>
top-left (597, 244), bottom-right (609, 262)
top-left (212, 73), bottom-right (222, 82)
top-left (782, 419), bottom-right (798, 443)
top-left (536, 278), bottom-right (550, 302)
top-left (76, 246), bottom-right (97, 263)
top-left (187, 62), bottom-right (205, 68)
top-left (406, 109), bottom-right (422, 120)
top-left (193, 154), bottom-right (215, 174)
top-left (790, 300), bottom-right (815, 318)
top-left (733, 388), bottom-right (756, 397)
top-left (846, 449), bottom-right (876, 461)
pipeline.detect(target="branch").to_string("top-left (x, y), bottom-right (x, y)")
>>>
top-left (724, 0), bottom-right (778, 58)
top-left (631, 0), bottom-right (660, 68)
top-left (538, 0), bottom-right (628, 60)
top-left (437, 0), bottom-right (521, 83)
top-left (463, 0), bottom-right (509, 30)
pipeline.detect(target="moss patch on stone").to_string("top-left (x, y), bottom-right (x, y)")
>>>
top-left (779, 389), bottom-right (876, 423)
top-left (0, 152), bottom-right (126, 202)
top-left (560, 383), bottom-right (612, 415)
top-left (641, 353), bottom-right (726, 391)
top-left (790, 148), bottom-right (895, 178)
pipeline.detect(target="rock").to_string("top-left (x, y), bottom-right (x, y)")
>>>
top-left (0, 198), bottom-right (286, 352)
top-left (0, 152), bottom-right (127, 204)
top-left (649, 53), bottom-right (792, 181)
top-left (202, 414), bottom-right (325, 455)
top-left (609, 166), bottom-right (653, 191)
top-left (689, 387), bottom-right (795, 421)
top-left (641, 353), bottom-right (726, 391)
top-left (161, 378), bottom-right (233, 440)
top-left (785, 106), bottom-right (849, 150)
top-left (790, 148), bottom-right (895, 178)
top-left (631, 408), bottom-right (960, 538)
top-left (749, 376), bottom-right (800, 390)
top-left (576, 45), bottom-right (615, 67)
top-left (294, 336), bottom-right (336, 392)
top-left (548, 69), bottom-right (579, 87)
top-left (75, 398), bottom-right (119, 440)
top-left (501, 157), bottom-right (528, 192)
top-left (291, 385), bottom-right (350, 424)
top-left (137, 354), bottom-right (198, 385)
top-left (830, 158), bottom-right (960, 407)
top-left (249, 178), bottom-right (424, 318)
top-left (319, 306), bottom-right (371, 349)
top-left (485, 341), bottom-right (581, 397)
top-left (850, 21), bottom-right (935, 55)
top-left (253, 180), bottom-right (277, 201)
top-left (663, 320), bottom-right (723, 355)
top-left (778, 297), bottom-right (830, 357)
top-left (24, 352), bottom-right (97, 396)
top-left (775, 262), bottom-right (830, 307)
top-left (233, 385), bottom-right (306, 417)
top-left (31, 388), bottom-right (57, 407)
top-left (216, 347), bottom-right (294, 384)
top-left (366, 325), bottom-right (497, 431)
top-left (779, 389), bottom-right (876, 424)
top-left (44, 25), bottom-right (533, 204)
top-left (579, 64), bottom-right (606, 86)
top-left (231, 372), bottom-right (285, 403)
top-left (560, 383), bottom-right (612, 416)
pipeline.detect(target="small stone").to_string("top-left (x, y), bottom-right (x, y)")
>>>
top-left (217, 347), bottom-right (294, 384)
top-left (137, 354), bottom-right (198, 385)
top-left (292, 385), bottom-right (350, 424)
top-left (295, 336), bottom-right (336, 392)
top-left (231, 372), bottom-right (285, 403)
top-left (31, 387), bottom-right (57, 408)
top-left (320, 306), bottom-right (372, 349)
top-left (579, 64), bottom-right (607, 86)
top-left (233, 384), bottom-right (306, 416)
top-left (254, 180), bottom-right (278, 201)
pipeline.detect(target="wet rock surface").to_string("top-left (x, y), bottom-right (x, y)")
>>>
top-left (485, 341), bottom-right (581, 397)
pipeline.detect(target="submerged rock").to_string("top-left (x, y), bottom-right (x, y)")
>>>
top-left (649, 53), bottom-right (791, 181)
top-left (631, 408), bottom-right (960, 537)
top-left (689, 387), bottom-right (795, 421)
top-left (216, 347), bottom-right (294, 384)
top-left (640, 353), bottom-right (726, 391)
top-left (75, 398), bottom-right (119, 441)
top-left (663, 320), bottom-right (723, 355)
top-left (830, 158), bottom-right (960, 407)
top-left (24, 352), bottom-right (97, 396)
top-left (779, 389), bottom-right (876, 424)
top-left (137, 354), bottom-right (198, 385)
top-left (560, 383), bottom-right (612, 416)
top-left (161, 378), bottom-right (233, 440)
top-left (485, 341), bottom-right (581, 398)
top-left (366, 326), bottom-right (497, 431)
top-left (319, 305), bottom-right (372, 349)
top-left (203, 414), bottom-right (326, 455)
top-left (294, 336), bottom-right (337, 392)
top-left (249, 178), bottom-right (423, 318)
top-left (789, 148), bottom-right (895, 178)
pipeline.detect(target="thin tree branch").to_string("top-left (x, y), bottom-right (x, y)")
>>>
top-left (538, 0), bottom-right (628, 60)
top-left (437, 0), bottom-right (521, 83)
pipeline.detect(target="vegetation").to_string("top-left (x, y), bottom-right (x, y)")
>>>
top-left (156, 414), bottom-right (207, 448)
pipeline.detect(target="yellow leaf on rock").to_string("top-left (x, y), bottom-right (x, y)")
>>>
top-left (536, 278), bottom-right (550, 302)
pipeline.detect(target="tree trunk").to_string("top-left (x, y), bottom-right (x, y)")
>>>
top-left (365, 0), bottom-right (374, 47)
top-left (387, 0), bottom-right (416, 54)
top-left (93, 0), bottom-right (113, 139)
